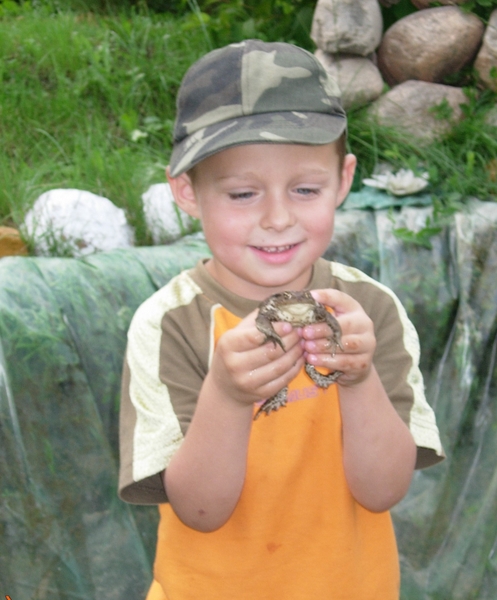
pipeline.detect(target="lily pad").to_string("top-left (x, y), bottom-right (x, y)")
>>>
top-left (342, 187), bottom-right (432, 211)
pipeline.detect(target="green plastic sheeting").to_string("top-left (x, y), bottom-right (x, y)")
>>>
top-left (1, 200), bottom-right (497, 599)
top-left (0, 235), bottom-right (210, 599)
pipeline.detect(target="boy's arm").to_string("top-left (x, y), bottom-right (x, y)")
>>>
top-left (163, 314), bottom-right (304, 532)
top-left (303, 289), bottom-right (417, 513)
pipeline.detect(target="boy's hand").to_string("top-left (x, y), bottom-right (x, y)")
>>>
top-left (209, 310), bottom-right (305, 408)
top-left (301, 289), bottom-right (376, 387)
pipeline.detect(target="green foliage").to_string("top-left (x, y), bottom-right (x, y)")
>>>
top-left (0, 7), bottom-right (209, 241)
top-left (348, 81), bottom-right (497, 248)
top-left (380, 0), bottom-right (418, 30)
top-left (176, 0), bottom-right (316, 50)
top-left (380, 0), bottom-right (497, 27)
top-left (393, 216), bottom-right (443, 250)
top-left (460, 0), bottom-right (497, 23)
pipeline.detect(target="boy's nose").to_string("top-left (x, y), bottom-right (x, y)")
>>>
top-left (260, 195), bottom-right (296, 231)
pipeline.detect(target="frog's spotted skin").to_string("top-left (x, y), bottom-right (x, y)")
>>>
top-left (254, 291), bottom-right (343, 419)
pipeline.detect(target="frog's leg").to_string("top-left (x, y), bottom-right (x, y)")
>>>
top-left (305, 364), bottom-right (343, 388)
top-left (255, 313), bottom-right (286, 351)
top-left (253, 388), bottom-right (288, 420)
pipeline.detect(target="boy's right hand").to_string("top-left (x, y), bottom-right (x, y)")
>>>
top-left (208, 310), bottom-right (305, 409)
top-left (165, 310), bottom-right (304, 531)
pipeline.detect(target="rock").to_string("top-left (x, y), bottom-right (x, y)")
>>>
top-left (368, 80), bottom-right (468, 142)
top-left (142, 183), bottom-right (195, 244)
top-left (378, 7), bottom-right (484, 85)
top-left (0, 226), bottom-right (28, 258)
top-left (315, 50), bottom-right (384, 109)
top-left (485, 105), bottom-right (497, 129)
top-left (23, 189), bottom-right (135, 258)
top-left (474, 10), bottom-right (497, 92)
top-left (311, 0), bottom-right (383, 56)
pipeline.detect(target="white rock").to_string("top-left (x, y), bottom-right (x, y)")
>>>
top-left (368, 80), bottom-right (468, 143)
top-left (315, 51), bottom-right (384, 109)
top-left (23, 189), bottom-right (135, 257)
top-left (485, 105), bottom-right (497, 128)
top-left (377, 7), bottom-right (484, 85)
top-left (142, 183), bottom-right (195, 244)
top-left (311, 0), bottom-right (383, 56)
top-left (474, 10), bottom-right (497, 92)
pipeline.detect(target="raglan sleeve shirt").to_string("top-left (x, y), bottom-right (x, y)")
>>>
top-left (119, 257), bottom-right (444, 505)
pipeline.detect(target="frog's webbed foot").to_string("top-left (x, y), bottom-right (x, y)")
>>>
top-left (305, 364), bottom-right (343, 388)
top-left (255, 314), bottom-right (286, 351)
top-left (254, 387), bottom-right (288, 420)
top-left (323, 313), bottom-right (343, 355)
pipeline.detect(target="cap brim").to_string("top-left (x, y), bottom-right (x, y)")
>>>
top-left (169, 111), bottom-right (347, 177)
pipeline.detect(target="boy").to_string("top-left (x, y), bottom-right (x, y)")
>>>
top-left (119, 40), bottom-right (444, 599)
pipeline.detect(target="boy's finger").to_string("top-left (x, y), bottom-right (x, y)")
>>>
top-left (236, 310), bottom-right (296, 348)
top-left (310, 288), bottom-right (360, 316)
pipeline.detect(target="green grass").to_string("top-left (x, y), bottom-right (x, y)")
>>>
top-left (348, 88), bottom-right (497, 205)
top-left (0, 0), bottom-right (496, 251)
top-left (0, 5), bottom-right (210, 243)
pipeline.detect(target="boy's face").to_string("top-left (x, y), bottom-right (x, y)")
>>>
top-left (169, 143), bottom-right (356, 301)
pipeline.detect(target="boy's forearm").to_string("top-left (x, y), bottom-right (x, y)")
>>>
top-left (163, 372), bottom-right (254, 532)
top-left (339, 367), bottom-right (417, 513)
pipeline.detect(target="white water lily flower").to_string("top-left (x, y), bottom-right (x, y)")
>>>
top-left (363, 168), bottom-right (429, 196)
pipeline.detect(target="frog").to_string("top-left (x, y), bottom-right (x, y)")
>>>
top-left (254, 290), bottom-right (343, 420)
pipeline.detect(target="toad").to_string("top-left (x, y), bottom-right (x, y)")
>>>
top-left (254, 290), bottom-right (343, 419)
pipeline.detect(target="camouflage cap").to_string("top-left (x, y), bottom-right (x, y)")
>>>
top-left (169, 39), bottom-right (346, 177)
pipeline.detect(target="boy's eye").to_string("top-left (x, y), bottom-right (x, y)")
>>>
top-left (295, 187), bottom-right (319, 197)
top-left (228, 191), bottom-right (254, 200)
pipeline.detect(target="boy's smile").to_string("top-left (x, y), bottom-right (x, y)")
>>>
top-left (169, 143), bottom-right (356, 300)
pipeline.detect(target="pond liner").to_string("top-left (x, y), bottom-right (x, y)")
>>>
top-left (0, 202), bottom-right (496, 598)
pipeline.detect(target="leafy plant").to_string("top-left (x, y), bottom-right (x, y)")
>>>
top-left (393, 218), bottom-right (443, 250)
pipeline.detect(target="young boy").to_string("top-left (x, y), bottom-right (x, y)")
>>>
top-left (119, 40), bottom-right (444, 599)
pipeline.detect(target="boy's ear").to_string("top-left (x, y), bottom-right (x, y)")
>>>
top-left (336, 153), bottom-right (357, 208)
top-left (166, 166), bottom-right (201, 219)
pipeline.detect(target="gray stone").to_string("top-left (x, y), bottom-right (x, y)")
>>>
top-left (315, 50), bottom-right (384, 109)
top-left (378, 6), bottom-right (484, 85)
top-left (474, 10), bottom-right (497, 92)
top-left (485, 105), bottom-right (497, 129)
top-left (368, 80), bottom-right (468, 142)
top-left (311, 0), bottom-right (383, 56)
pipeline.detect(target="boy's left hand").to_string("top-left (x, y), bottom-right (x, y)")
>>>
top-left (301, 289), bottom-right (376, 387)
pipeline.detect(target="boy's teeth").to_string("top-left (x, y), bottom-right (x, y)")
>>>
top-left (260, 245), bottom-right (293, 253)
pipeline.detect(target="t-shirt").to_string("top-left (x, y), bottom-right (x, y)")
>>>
top-left (119, 258), bottom-right (444, 599)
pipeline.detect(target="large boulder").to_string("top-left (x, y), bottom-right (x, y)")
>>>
top-left (23, 189), bottom-right (135, 258)
top-left (474, 9), bottom-right (497, 92)
top-left (311, 0), bottom-right (383, 56)
top-left (315, 50), bottom-right (384, 109)
top-left (368, 80), bottom-right (468, 142)
top-left (142, 183), bottom-right (195, 245)
top-left (378, 7), bottom-right (484, 85)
